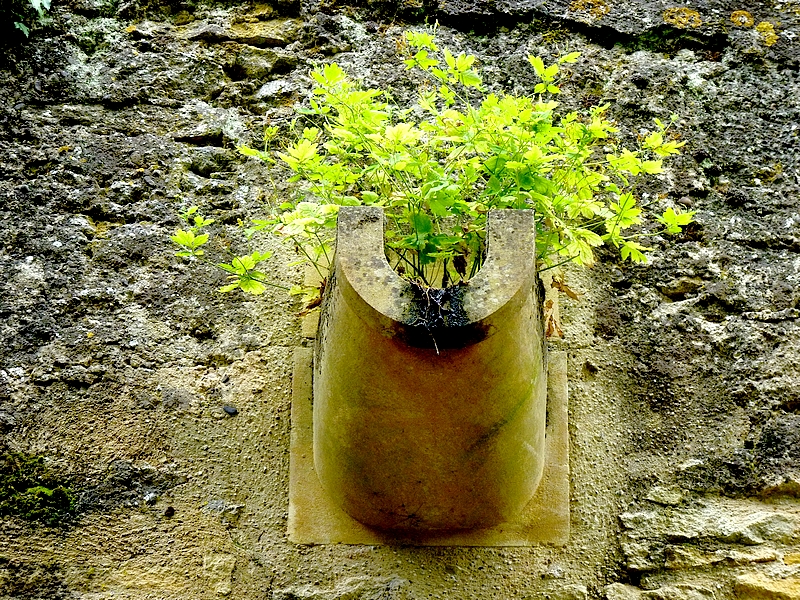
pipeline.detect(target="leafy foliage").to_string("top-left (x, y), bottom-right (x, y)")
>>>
top-left (2, 0), bottom-right (51, 37)
top-left (177, 29), bottom-right (694, 292)
top-left (171, 206), bottom-right (283, 295)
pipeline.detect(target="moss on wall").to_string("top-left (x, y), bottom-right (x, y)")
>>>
top-left (0, 452), bottom-right (74, 526)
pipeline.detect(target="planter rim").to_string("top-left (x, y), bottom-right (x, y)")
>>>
top-left (334, 206), bottom-right (537, 330)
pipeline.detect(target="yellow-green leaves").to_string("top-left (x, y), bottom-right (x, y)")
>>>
top-left (171, 206), bottom-right (215, 257)
top-left (238, 145), bottom-right (271, 162)
top-left (171, 229), bottom-right (209, 257)
top-left (218, 252), bottom-right (272, 295)
top-left (381, 123), bottom-right (422, 147)
top-left (608, 192), bottom-right (643, 229)
top-left (278, 139), bottom-right (319, 171)
top-left (585, 104), bottom-right (616, 139)
top-left (644, 115), bottom-right (687, 156)
top-left (440, 48), bottom-right (482, 88)
top-left (405, 49), bottom-right (439, 71)
top-left (657, 207), bottom-right (695, 234)
top-left (620, 241), bottom-right (651, 263)
top-left (644, 130), bottom-right (686, 156)
top-left (558, 51), bottom-right (581, 64)
top-left (311, 62), bottom-right (348, 88)
top-left (232, 31), bottom-right (689, 285)
top-left (528, 55), bottom-right (562, 94)
top-left (278, 202), bottom-right (339, 237)
top-left (405, 30), bottom-right (438, 51)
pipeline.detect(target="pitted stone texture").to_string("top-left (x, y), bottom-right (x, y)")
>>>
top-left (605, 583), bottom-right (716, 600)
top-left (620, 501), bottom-right (800, 546)
top-left (273, 576), bottom-right (414, 600)
top-left (186, 18), bottom-right (304, 47)
top-left (435, 0), bottom-right (797, 63)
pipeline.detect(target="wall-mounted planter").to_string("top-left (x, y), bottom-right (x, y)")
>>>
top-left (313, 206), bottom-right (547, 531)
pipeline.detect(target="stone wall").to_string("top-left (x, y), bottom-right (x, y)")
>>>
top-left (0, 0), bottom-right (798, 598)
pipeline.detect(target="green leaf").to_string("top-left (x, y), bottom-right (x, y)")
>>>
top-left (657, 207), bottom-right (695, 234)
top-left (171, 229), bottom-right (195, 247)
top-left (559, 51), bottom-right (581, 63)
top-left (575, 228), bottom-right (604, 247)
top-left (361, 191), bottom-right (380, 204)
top-left (239, 277), bottom-right (266, 295)
top-left (640, 160), bottom-right (663, 174)
top-left (431, 67), bottom-right (449, 83)
top-left (302, 127), bottom-right (320, 141)
top-left (455, 53), bottom-right (476, 72)
top-left (405, 30), bottom-right (438, 51)
top-left (608, 193), bottom-right (642, 229)
top-left (459, 70), bottom-right (482, 88)
top-left (311, 62), bottom-right (348, 87)
top-left (192, 215), bottom-right (214, 229)
top-left (484, 155), bottom-right (507, 174)
top-left (527, 55), bottom-right (545, 77)
top-left (410, 212), bottom-right (433, 235)
top-left (543, 64), bottom-right (559, 78)
top-left (654, 140), bottom-right (686, 157)
top-left (444, 48), bottom-right (456, 70)
top-left (235, 255), bottom-right (256, 271)
top-left (288, 139), bottom-right (319, 163)
top-left (413, 49), bottom-right (439, 70)
top-left (238, 146), bottom-right (268, 161)
top-left (218, 262), bottom-right (240, 275)
top-left (620, 241), bottom-right (650, 263)
top-left (249, 251), bottom-right (272, 264)
top-left (643, 131), bottom-right (663, 149)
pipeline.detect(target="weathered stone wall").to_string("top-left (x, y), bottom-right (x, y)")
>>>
top-left (0, 0), bottom-right (798, 598)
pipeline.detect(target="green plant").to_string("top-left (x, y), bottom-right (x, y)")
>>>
top-left (2, 0), bottom-right (51, 37)
top-left (174, 29), bottom-right (693, 295)
top-left (171, 206), bottom-right (287, 295)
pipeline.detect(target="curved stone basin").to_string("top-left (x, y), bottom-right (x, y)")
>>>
top-left (313, 206), bottom-right (547, 531)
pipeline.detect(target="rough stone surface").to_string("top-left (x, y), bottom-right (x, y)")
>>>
top-left (735, 575), bottom-right (800, 600)
top-left (273, 576), bottom-right (414, 600)
top-left (1, 0), bottom-right (799, 597)
top-left (606, 582), bottom-right (718, 600)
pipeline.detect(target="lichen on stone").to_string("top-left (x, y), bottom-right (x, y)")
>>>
top-left (568, 0), bottom-right (611, 19)
top-left (730, 10), bottom-right (755, 28)
top-left (663, 7), bottom-right (703, 29)
top-left (756, 21), bottom-right (779, 46)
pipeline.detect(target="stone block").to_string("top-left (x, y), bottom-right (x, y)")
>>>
top-left (735, 575), bottom-right (800, 600)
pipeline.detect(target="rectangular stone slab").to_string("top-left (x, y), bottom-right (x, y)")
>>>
top-left (288, 347), bottom-right (570, 546)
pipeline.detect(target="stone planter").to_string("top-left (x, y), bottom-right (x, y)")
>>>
top-left (313, 206), bottom-right (547, 531)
